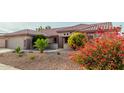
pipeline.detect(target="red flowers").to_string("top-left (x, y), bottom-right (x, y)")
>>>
top-left (70, 28), bottom-right (124, 70)
top-left (119, 54), bottom-right (124, 57)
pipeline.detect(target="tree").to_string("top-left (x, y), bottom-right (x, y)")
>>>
top-left (36, 25), bottom-right (51, 31)
top-left (32, 35), bottom-right (46, 46)
top-left (36, 26), bottom-right (44, 31)
top-left (45, 26), bottom-right (51, 29)
top-left (34, 39), bottom-right (48, 53)
top-left (68, 32), bottom-right (88, 50)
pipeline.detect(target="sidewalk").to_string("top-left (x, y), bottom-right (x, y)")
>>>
top-left (0, 48), bottom-right (14, 53)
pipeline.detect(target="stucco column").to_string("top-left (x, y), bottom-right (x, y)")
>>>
top-left (24, 37), bottom-right (33, 50)
top-left (58, 36), bottom-right (63, 48)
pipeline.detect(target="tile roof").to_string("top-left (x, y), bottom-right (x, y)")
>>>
top-left (1, 22), bottom-right (114, 37)
top-left (78, 22), bottom-right (113, 32)
top-left (3, 29), bottom-right (36, 36)
top-left (56, 22), bottom-right (113, 32)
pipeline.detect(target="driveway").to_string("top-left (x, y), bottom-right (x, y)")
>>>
top-left (0, 48), bottom-right (14, 53)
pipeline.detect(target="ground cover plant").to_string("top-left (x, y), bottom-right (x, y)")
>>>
top-left (70, 28), bottom-right (124, 70)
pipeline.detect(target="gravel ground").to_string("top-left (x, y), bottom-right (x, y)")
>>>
top-left (0, 51), bottom-right (81, 70)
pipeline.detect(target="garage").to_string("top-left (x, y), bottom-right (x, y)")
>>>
top-left (7, 37), bottom-right (24, 49)
top-left (0, 38), bottom-right (6, 48)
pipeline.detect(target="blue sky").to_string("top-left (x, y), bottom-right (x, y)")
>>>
top-left (0, 22), bottom-right (123, 33)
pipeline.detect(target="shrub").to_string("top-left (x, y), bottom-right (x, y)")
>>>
top-left (57, 52), bottom-right (61, 55)
top-left (15, 46), bottom-right (22, 57)
top-left (68, 32), bottom-right (88, 50)
top-left (15, 46), bottom-right (21, 54)
top-left (70, 32), bottom-right (124, 70)
top-left (32, 35), bottom-right (46, 48)
top-left (34, 38), bottom-right (48, 53)
top-left (29, 54), bottom-right (35, 60)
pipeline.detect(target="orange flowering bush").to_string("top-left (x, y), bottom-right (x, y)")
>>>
top-left (70, 31), bottom-right (124, 70)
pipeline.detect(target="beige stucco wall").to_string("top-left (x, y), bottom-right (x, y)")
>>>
top-left (48, 38), bottom-right (54, 43)
top-left (49, 43), bottom-right (58, 49)
top-left (7, 36), bottom-right (32, 49)
top-left (58, 32), bottom-right (72, 37)
top-left (47, 38), bottom-right (58, 49)
top-left (0, 38), bottom-right (6, 48)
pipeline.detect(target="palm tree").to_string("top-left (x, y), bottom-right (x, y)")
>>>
top-left (34, 39), bottom-right (48, 53)
top-left (45, 26), bottom-right (51, 29)
top-left (36, 25), bottom-right (51, 31)
top-left (36, 25), bottom-right (44, 31)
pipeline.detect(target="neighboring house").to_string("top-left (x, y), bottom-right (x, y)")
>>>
top-left (0, 22), bottom-right (121, 49)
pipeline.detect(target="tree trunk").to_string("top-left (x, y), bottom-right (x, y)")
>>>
top-left (40, 50), bottom-right (43, 53)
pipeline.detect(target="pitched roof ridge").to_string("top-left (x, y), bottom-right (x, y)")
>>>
top-left (82, 22), bottom-right (112, 29)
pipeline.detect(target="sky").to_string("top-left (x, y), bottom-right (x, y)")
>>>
top-left (0, 22), bottom-right (123, 33)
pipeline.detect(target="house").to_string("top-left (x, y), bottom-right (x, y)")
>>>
top-left (0, 22), bottom-right (121, 49)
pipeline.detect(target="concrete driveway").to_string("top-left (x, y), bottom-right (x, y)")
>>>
top-left (0, 48), bottom-right (14, 53)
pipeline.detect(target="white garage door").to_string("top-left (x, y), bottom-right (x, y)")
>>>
top-left (7, 37), bottom-right (24, 49)
top-left (0, 39), bottom-right (5, 48)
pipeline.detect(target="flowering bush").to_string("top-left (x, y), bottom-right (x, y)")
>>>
top-left (70, 32), bottom-right (124, 70)
top-left (68, 32), bottom-right (88, 49)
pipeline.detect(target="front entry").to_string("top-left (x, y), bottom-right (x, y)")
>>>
top-left (58, 37), bottom-right (69, 48)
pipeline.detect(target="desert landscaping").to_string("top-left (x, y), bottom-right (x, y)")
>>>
top-left (0, 50), bottom-right (81, 70)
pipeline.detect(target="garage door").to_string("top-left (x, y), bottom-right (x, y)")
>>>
top-left (0, 39), bottom-right (5, 48)
top-left (7, 37), bottom-right (24, 49)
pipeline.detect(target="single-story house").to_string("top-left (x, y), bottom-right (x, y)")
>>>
top-left (0, 22), bottom-right (121, 49)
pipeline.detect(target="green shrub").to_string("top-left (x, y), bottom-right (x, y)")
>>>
top-left (68, 32), bottom-right (88, 50)
top-left (32, 35), bottom-right (46, 48)
top-left (15, 46), bottom-right (22, 57)
top-left (34, 39), bottom-right (48, 53)
top-left (15, 46), bottom-right (21, 54)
